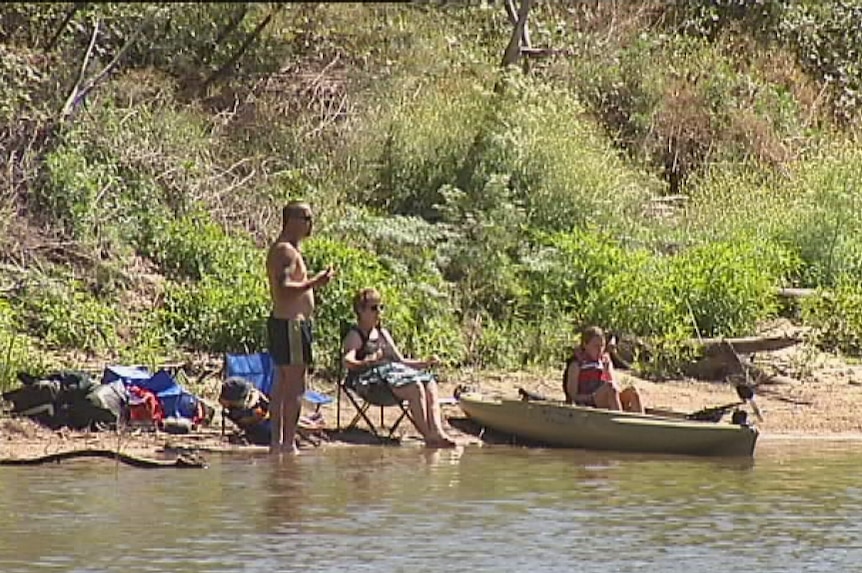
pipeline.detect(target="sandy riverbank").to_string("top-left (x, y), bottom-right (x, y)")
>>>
top-left (2, 332), bottom-right (862, 462)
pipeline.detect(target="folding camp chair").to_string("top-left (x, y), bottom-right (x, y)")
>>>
top-left (222, 352), bottom-right (333, 436)
top-left (335, 323), bottom-right (416, 442)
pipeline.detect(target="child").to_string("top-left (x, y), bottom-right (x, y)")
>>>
top-left (563, 326), bottom-right (644, 413)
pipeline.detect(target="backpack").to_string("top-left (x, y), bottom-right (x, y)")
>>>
top-left (66, 380), bottom-right (128, 430)
top-left (219, 377), bottom-right (270, 445)
top-left (3, 370), bottom-right (97, 429)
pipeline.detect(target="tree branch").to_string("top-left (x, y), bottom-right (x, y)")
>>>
top-left (504, 0), bottom-right (518, 25)
top-left (60, 18), bottom-right (99, 121)
top-left (519, 47), bottom-right (575, 58)
top-left (60, 15), bottom-right (149, 123)
top-left (45, 2), bottom-right (87, 52)
top-left (75, 27), bottom-right (144, 107)
top-left (202, 4), bottom-right (284, 92)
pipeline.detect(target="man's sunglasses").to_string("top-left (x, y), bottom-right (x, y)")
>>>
top-left (291, 213), bottom-right (313, 222)
top-left (367, 304), bottom-right (384, 312)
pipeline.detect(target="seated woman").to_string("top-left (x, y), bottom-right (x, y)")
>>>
top-left (563, 326), bottom-right (644, 413)
top-left (342, 287), bottom-right (457, 448)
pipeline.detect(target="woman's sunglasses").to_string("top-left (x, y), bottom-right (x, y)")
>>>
top-left (367, 304), bottom-right (384, 312)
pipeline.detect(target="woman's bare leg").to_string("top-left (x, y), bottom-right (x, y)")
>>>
top-left (392, 382), bottom-right (432, 440)
top-left (423, 382), bottom-right (455, 446)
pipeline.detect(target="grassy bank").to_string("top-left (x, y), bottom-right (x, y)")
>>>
top-left (2, 2), bottom-right (862, 391)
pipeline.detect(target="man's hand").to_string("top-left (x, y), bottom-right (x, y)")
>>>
top-left (310, 266), bottom-right (336, 288)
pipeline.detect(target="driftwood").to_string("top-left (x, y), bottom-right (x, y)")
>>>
top-left (611, 333), bottom-right (803, 381)
top-left (749, 369), bottom-right (800, 387)
top-left (682, 337), bottom-right (804, 382)
top-left (777, 287), bottom-right (816, 300)
top-left (685, 335), bottom-right (802, 356)
top-left (0, 449), bottom-right (207, 469)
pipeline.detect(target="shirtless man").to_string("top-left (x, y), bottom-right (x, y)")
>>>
top-left (265, 201), bottom-right (334, 454)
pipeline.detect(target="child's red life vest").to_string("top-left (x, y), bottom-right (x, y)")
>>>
top-left (563, 349), bottom-right (613, 402)
top-left (576, 352), bottom-right (612, 395)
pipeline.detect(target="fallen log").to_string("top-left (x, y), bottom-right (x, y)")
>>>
top-left (777, 287), bottom-right (816, 300)
top-left (0, 449), bottom-right (207, 469)
top-left (685, 335), bottom-right (802, 356)
top-left (612, 332), bottom-right (804, 381)
top-left (751, 370), bottom-right (800, 386)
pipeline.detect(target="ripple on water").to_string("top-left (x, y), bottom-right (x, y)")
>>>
top-left (0, 442), bottom-right (862, 572)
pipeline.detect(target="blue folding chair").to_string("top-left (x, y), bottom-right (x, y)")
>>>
top-left (222, 352), bottom-right (333, 436)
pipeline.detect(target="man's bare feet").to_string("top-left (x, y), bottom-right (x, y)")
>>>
top-left (281, 438), bottom-right (300, 455)
top-left (270, 439), bottom-right (300, 455)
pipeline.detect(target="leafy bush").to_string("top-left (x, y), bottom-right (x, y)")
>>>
top-left (15, 276), bottom-right (119, 352)
top-left (140, 209), bottom-right (260, 281)
top-left (327, 208), bottom-right (465, 364)
top-left (161, 269), bottom-right (269, 355)
top-left (0, 298), bottom-right (54, 391)
top-left (802, 278), bottom-right (862, 355)
top-left (6, 1), bottom-right (862, 374)
top-left (679, 144), bottom-right (862, 289)
top-left (780, 1), bottom-right (862, 126)
top-left (568, 32), bottom-right (810, 191)
top-left (39, 144), bottom-right (122, 242)
top-left (666, 239), bottom-right (792, 337)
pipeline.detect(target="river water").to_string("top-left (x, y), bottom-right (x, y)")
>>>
top-left (0, 438), bottom-right (860, 572)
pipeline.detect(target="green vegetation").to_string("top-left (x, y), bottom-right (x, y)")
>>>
top-left (1, 1), bottom-right (862, 390)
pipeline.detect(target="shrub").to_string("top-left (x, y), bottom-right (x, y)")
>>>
top-left (15, 276), bottom-right (119, 352)
top-left (666, 239), bottom-right (792, 337)
top-left (327, 208), bottom-right (465, 363)
top-left (780, 1), bottom-right (862, 126)
top-left (140, 209), bottom-right (260, 281)
top-left (39, 144), bottom-right (122, 242)
top-left (0, 298), bottom-right (54, 392)
top-left (802, 277), bottom-right (862, 356)
top-left (161, 268), bottom-right (269, 355)
top-left (679, 144), bottom-right (862, 289)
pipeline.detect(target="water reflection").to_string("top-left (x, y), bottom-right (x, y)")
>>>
top-left (261, 456), bottom-right (306, 532)
top-left (0, 441), bottom-right (861, 572)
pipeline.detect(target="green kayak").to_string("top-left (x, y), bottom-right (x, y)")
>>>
top-left (458, 392), bottom-right (759, 457)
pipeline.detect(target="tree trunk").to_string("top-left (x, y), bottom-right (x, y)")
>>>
top-left (201, 4), bottom-right (283, 93)
top-left (500, 0), bottom-right (532, 68)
